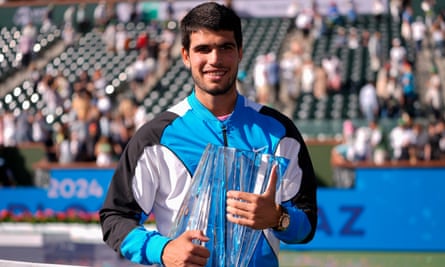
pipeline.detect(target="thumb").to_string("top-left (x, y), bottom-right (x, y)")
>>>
top-left (263, 164), bottom-right (278, 199)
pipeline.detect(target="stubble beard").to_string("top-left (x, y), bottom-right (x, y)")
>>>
top-left (191, 67), bottom-right (237, 96)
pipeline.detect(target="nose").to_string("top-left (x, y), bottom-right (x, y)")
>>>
top-left (209, 49), bottom-right (222, 65)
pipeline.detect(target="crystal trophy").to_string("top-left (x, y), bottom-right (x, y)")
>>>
top-left (168, 143), bottom-right (288, 267)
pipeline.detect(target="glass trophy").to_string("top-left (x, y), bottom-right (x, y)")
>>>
top-left (168, 143), bottom-right (289, 267)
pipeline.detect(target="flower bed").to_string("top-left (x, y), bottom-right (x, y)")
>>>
top-left (0, 208), bottom-right (155, 224)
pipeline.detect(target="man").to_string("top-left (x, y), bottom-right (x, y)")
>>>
top-left (100, 2), bottom-right (317, 266)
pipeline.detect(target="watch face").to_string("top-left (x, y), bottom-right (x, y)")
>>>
top-left (282, 214), bottom-right (290, 229)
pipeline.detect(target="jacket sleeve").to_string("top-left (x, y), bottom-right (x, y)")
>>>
top-left (264, 107), bottom-right (318, 244)
top-left (99, 119), bottom-right (172, 265)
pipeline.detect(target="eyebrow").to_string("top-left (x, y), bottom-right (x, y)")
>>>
top-left (192, 42), bottom-right (237, 51)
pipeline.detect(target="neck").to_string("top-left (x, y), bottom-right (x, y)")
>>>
top-left (195, 89), bottom-right (238, 117)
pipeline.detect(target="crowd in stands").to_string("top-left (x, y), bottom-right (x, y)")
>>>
top-left (281, 0), bottom-right (445, 164)
top-left (0, 1), bottom-right (179, 172)
top-left (332, 113), bottom-right (445, 166)
top-left (1, 0), bottom-right (445, 182)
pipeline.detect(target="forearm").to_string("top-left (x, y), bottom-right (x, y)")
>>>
top-left (120, 226), bottom-right (171, 265)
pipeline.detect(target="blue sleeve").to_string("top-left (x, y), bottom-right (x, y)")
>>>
top-left (120, 226), bottom-right (172, 265)
top-left (273, 201), bottom-right (312, 243)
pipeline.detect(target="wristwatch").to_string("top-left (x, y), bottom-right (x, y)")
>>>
top-left (274, 205), bottom-right (290, 232)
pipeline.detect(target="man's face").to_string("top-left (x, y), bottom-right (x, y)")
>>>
top-left (182, 29), bottom-right (242, 96)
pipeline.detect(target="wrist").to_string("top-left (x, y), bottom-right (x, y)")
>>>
top-left (273, 205), bottom-right (290, 232)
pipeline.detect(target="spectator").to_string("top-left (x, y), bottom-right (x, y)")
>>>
top-left (166, 0), bottom-right (176, 21)
top-left (76, 3), bottom-right (91, 35)
top-left (15, 111), bottom-right (33, 144)
top-left (118, 98), bottom-right (147, 130)
top-left (95, 135), bottom-right (114, 166)
top-left (431, 21), bottom-right (445, 57)
top-left (425, 121), bottom-right (442, 160)
top-left (410, 122), bottom-right (429, 162)
top-left (266, 52), bottom-right (280, 103)
top-left (57, 124), bottom-right (74, 164)
top-left (347, 27), bottom-right (360, 49)
top-left (368, 31), bottom-right (383, 72)
top-left (332, 27), bottom-right (347, 49)
top-left (437, 119), bottom-right (445, 158)
top-left (411, 16), bottom-right (427, 52)
top-left (400, 62), bottom-right (416, 115)
top-left (313, 65), bottom-right (328, 100)
top-left (295, 8), bottom-right (313, 37)
top-left (18, 21), bottom-right (36, 68)
top-left (326, 1), bottom-right (342, 31)
top-left (389, 115), bottom-right (415, 161)
top-left (389, 37), bottom-right (406, 65)
top-left (300, 54), bottom-right (315, 94)
top-left (64, 5), bottom-right (75, 26)
top-left (321, 54), bottom-right (341, 92)
top-left (253, 54), bottom-right (270, 105)
top-left (94, 1), bottom-right (108, 30)
top-left (111, 121), bottom-right (133, 157)
top-left (424, 68), bottom-right (443, 119)
top-left (389, 0), bottom-right (403, 22)
top-left (421, 0), bottom-right (436, 28)
top-left (128, 49), bottom-right (156, 102)
top-left (92, 69), bottom-right (106, 92)
top-left (31, 110), bottom-right (50, 144)
top-left (115, 23), bottom-right (129, 55)
top-left (359, 80), bottom-right (379, 122)
top-left (116, 2), bottom-right (133, 23)
top-left (2, 112), bottom-right (16, 147)
top-left (373, 0), bottom-right (385, 25)
top-left (62, 22), bottom-right (76, 47)
top-left (351, 124), bottom-right (373, 161)
top-left (135, 31), bottom-right (149, 51)
top-left (102, 22), bottom-right (116, 53)
top-left (346, 0), bottom-right (358, 26)
top-left (280, 40), bottom-right (303, 100)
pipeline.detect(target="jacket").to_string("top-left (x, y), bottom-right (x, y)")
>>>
top-left (100, 91), bottom-right (317, 266)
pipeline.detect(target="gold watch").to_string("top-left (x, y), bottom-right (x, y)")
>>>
top-left (274, 205), bottom-right (290, 232)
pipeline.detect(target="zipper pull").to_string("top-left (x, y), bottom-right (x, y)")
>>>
top-left (222, 124), bottom-right (228, 147)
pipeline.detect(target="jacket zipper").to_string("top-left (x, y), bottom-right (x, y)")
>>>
top-left (222, 125), bottom-right (228, 146)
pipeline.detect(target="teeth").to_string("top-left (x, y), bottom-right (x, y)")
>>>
top-left (207, 71), bottom-right (224, 75)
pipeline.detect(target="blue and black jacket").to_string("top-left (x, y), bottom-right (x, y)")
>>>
top-left (100, 91), bottom-right (317, 266)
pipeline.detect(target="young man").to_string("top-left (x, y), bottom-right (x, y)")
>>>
top-left (100, 2), bottom-right (317, 266)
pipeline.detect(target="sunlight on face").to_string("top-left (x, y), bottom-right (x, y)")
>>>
top-left (182, 29), bottom-right (242, 97)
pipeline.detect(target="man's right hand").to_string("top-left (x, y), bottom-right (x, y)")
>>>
top-left (161, 230), bottom-right (210, 267)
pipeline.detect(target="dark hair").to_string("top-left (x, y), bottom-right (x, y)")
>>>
top-left (180, 2), bottom-right (242, 51)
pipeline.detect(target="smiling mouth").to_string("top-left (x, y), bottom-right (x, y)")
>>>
top-left (204, 70), bottom-right (226, 77)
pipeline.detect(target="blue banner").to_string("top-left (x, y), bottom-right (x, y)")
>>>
top-left (1, 166), bottom-right (445, 251)
top-left (283, 167), bottom-right (445, 251)
top-left (0, 168), bottom-right (113, 214)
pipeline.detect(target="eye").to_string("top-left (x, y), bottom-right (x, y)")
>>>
top-left (220, 44), bottom-right (235, 51)
top-left (194, 46), bottom-right (211, 53)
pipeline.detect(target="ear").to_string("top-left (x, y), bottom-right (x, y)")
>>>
top-left (181, 47), bottom-right (190, 69)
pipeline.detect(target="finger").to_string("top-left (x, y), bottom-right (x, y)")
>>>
top-left (183, 249), bottom-right (210, 266)
top-left (226, 190), bottom-right (253, 202)
top-left (186, 230), bottom-right (210, 243)
top-left (226, 203), bottom-right (251, 219)
top-left (226, 196), bottom-right (251, 210)
top-left (263, 164), bottom-right (278, 198)
top-left (226, 213), bottom-right (254, 227)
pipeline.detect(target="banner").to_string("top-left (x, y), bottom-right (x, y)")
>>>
top-left (1, 166), bottom-right (444, 251)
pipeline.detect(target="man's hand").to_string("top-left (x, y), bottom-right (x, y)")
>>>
top-left (226, 165), bottom-right (281, 230)
top-left (161, 230), bottom-right (210, 267)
